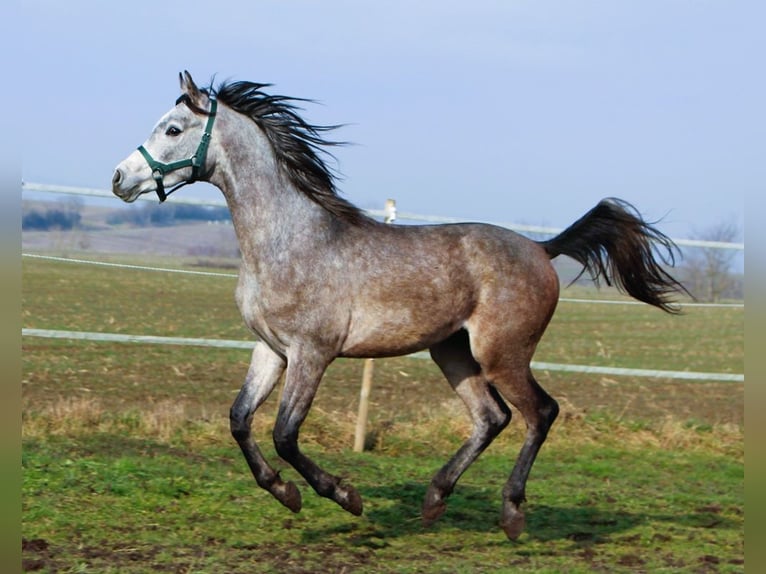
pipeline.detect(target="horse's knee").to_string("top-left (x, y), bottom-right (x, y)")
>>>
top-left (273, 422), bottom-right (298, 460)
top-left (488, 385), bottom-right (512, 433)
top-left (539, 396), bottom-right (559, 436)
top-left (478, 405), bottom-right (510, 446)
top-left (229, 405), bottom-right (251, 442)
top-left (547, 397), bottom-right (559, 423)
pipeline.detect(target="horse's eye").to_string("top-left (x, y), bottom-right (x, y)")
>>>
top-left (166, 126), bottom-right (182, 137)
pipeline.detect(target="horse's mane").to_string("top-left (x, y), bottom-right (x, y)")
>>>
top-left (207, 80), bottom-right (372, 226)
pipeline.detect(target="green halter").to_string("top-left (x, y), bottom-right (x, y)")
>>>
top-left (137, 96), bottom-right (218, 202)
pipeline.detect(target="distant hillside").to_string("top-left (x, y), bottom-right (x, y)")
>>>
top-left (22, 199), bottom-right (239, 260)
top-left (23, 199), bottom-right (230, 231)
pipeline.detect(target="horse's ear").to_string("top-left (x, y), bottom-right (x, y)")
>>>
top-left (179, 70), bottom-right (204, 105)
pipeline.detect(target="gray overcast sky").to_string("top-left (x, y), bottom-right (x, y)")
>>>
top-left (22, 0), bottom-right (759, 241)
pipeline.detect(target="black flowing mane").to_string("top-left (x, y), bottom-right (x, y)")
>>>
top-left (208, 80), bottom-right (372, 226)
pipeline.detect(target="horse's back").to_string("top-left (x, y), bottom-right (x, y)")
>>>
top-left (381, 222), bottom-right (559, 306)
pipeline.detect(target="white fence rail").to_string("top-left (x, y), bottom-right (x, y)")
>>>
top-left (22, 182), bottom-right (745, 251)
top-left (22, 328), bottom-right (744, 383)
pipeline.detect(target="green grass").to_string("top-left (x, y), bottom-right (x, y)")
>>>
top-left (22, 255), bottom-right (744, 572)
top-left (540, 298), bottom-right (743, 373)
top-left (22, 256), bottom-right (244, 339)
top-left (22, 422), bottom-right (743, 573)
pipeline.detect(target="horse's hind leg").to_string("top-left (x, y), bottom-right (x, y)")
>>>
top-left (423, 330), bottom-right (512, 526)
top-left (272, 347), bottom-right (363, 516)
top-left (230, 342), bottom-right (302, 512)
top-left (492, 367), bottom-right (559, 540)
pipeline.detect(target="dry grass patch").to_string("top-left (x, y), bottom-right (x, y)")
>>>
top-left (22, 396), bottom-right (743, 463)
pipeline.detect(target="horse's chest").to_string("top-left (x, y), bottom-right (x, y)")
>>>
top-left (234, 273), bottom-right (316, 349)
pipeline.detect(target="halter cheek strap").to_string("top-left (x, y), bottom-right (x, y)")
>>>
top-left (137, 97), bottom-right (218, 202)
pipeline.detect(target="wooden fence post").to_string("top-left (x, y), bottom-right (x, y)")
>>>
top-left (353, 358), bottom-right (375, 452)
top-left (353, 199), bottom-right (396, 452)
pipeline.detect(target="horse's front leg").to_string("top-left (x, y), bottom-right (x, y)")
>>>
top-left (272, 348), bottom-right (363, 516)
top-left (230, 342), bottom-right (301, 512)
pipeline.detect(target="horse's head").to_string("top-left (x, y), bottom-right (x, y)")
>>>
top-left (112, 71), bottom-right (217, 203)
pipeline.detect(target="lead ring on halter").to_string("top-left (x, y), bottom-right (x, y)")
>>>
top-left (137, 96), bottom-right (218, 202)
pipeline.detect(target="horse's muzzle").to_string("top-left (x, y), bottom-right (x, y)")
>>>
top-left (111, 167), bottom-right (143, 202)
top-left (111, 168), bottom-right (130, 201)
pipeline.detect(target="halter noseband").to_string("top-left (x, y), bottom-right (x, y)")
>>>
top-left (137, 95), bottom-right (218, 202)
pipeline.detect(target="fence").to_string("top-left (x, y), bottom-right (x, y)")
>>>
top-left (22, 183), bottom-right (745, 449)
top-left (21, 324), bottom-right (745, 383)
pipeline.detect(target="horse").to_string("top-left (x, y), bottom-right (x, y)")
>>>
top-left (112, 71), bottom-right (688, 540)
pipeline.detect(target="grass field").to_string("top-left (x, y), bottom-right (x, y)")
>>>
top-left (22, 255), bottom-right (744, 573)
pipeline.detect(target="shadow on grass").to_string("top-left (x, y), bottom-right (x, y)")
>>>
top-left (299, 481), bottom-right (635, 543)
top-left (299, 480), bottom-right (741, 546)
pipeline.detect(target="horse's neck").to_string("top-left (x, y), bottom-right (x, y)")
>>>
top-left (212, 143), bottom-right (336, 273)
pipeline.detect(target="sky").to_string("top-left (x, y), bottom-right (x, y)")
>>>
top-left (21, 0), bottom-right (760, 244)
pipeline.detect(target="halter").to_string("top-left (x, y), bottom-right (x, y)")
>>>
top-left (137, 96), bottom-right (218, 202)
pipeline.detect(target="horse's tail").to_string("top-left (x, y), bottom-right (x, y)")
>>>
top-left (539, 198), bottom-right (690, 313)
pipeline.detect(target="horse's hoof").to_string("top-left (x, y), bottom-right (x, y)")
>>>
top-left (336, 484), bottom-right (363, 516)
top-left (274, 480), bottom-right (302, 513)
top-left (422, 499), bottom-right (447, 527)
top-left (422, 486), bottom-right (447, 526)
top-left (501, 504), bottom-right (526, 540)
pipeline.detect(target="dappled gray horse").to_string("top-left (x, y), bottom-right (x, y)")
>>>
top-left (112, 72), bottom-right (687, 540)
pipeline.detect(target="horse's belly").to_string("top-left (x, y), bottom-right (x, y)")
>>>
top-left (340, 306), bottom-right (465, 359)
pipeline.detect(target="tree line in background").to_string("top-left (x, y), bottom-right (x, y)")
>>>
top-left (104, 203), bottom-right (231, 227)
top-left (22, 199), bottom-right (743, 302)
top-left (23, 200), bottom-right (231, 230)
top-left (22, 203), bottom-right (81, 231)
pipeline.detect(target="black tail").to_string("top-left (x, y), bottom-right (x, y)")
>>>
top-left (540, 198), bottom-right (690, 313)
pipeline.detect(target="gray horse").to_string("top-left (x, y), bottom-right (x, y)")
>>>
top-left (112, 72), bottom-right (687, 540)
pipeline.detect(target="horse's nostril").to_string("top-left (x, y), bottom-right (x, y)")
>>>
top-left (112, 169), bottom-right (122, 186)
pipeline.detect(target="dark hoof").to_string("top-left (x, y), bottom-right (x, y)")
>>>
top-left (422, 500), bottom-right (447, 527)
top-left (501, 504), bottom-right (526, 540)
top-left (273, 480), bottom-right (302, 513)
top-left (422, 486), bottom-right (447, 526)
top-left (336, 484), bottom-right (363, 516)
